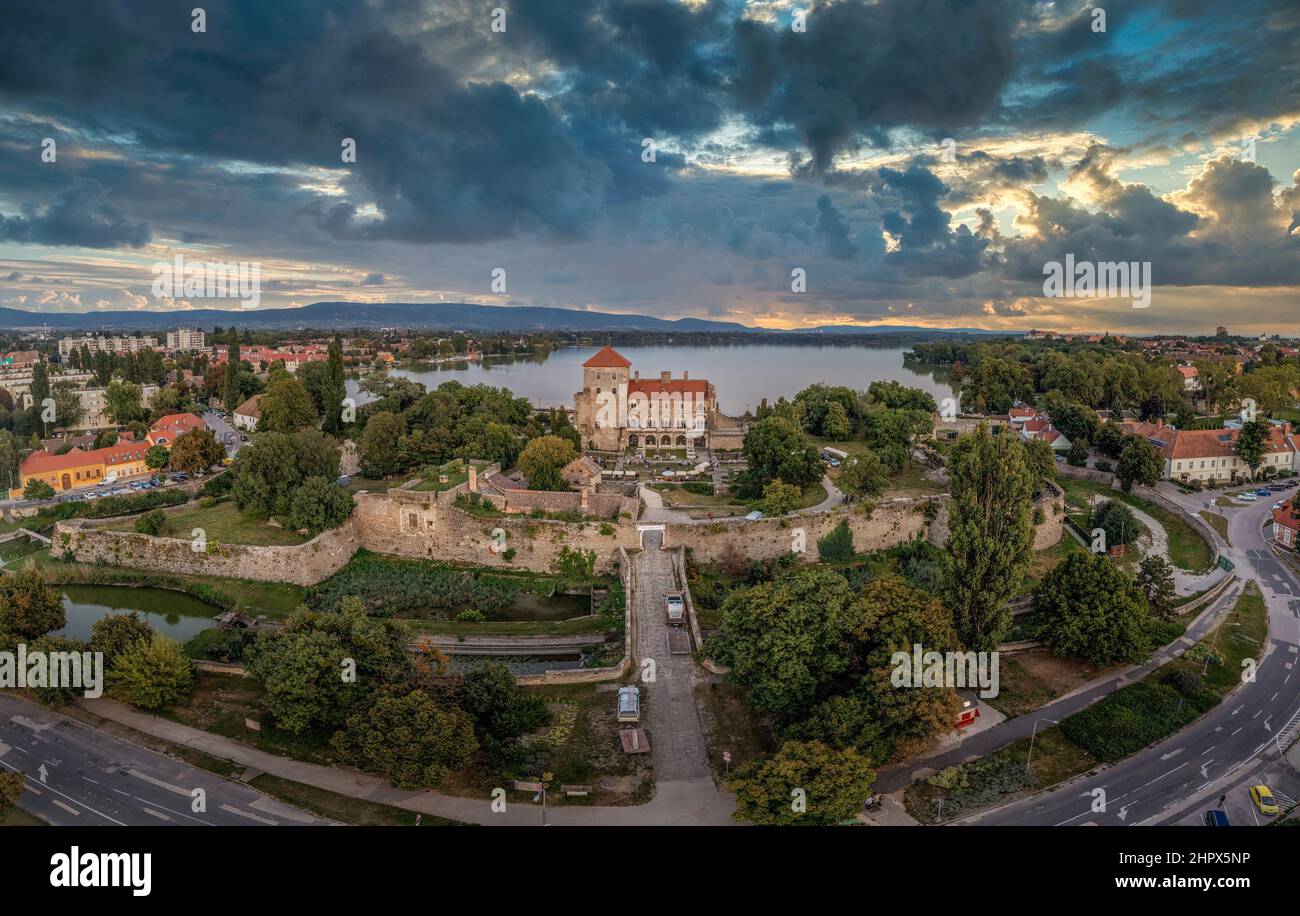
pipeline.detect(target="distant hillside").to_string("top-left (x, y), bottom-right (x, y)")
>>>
top-left (0, 301), bottom-right (1008, 335)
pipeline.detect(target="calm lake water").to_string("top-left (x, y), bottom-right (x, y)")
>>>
top-left (53, 586), bottom-right (219, 643)
top-left (348, 344), bottom-right (956, 416)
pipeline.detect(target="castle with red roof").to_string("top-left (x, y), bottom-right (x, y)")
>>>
top-left (573, 346), bottom-right (728, 452)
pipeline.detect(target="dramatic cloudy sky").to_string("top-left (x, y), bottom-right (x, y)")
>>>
top-left (0, 0), bottom-right (1297, 333)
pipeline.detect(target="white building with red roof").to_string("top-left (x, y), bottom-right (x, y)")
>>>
top-left (147, 412), bottom-right (207, 446)
top-left (573, 346), bottom-right (723, 452)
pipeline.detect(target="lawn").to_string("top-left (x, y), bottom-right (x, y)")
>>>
top-left (246, 773), bottom-right (460, 826)
top-left (106, 500), bottom-right (309, 547)
top-left (1020, 532), bottom-right (1086, 593)
top-left (1060, 478), bottom-right (1213, 573)
top-left (1199, 510), bottom-right (1231, 546)
top-left (986, 648), bottom-right (1107, 718)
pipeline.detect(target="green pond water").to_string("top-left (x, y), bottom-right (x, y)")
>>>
top-left (52, 586), bottom-right (220, 643)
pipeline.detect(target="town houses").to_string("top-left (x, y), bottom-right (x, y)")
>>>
top-left (1122, 419), bottom-right (1298, 484)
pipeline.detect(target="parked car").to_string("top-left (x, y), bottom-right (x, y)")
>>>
top-left (1238, 492), bottom-right (1258, 501)
top-left (744, 510), bottom-right (764, 521)
top-left (665, 593), bottom-right (685, 624)
top-left (1273, 502), bottom-right (1284, 510)
top-left (617, 686), bottom-right (640, 723)
top-left (1254, 488), bottom-right (1271, 497)
top-left (1203, 809), bottom-right (1231, 826)
top-left (1268, 483), bottom-right (1288, 492)
top-left (1249, 785), bottom-right (1279, 816)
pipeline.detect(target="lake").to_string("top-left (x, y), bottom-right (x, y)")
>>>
top-left (348, 344), bottom-right (957, 416)
top-left (53, 586), bottom-right (220, 643)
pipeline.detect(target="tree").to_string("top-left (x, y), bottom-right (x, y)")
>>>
top-left (90, 612), bottom-right (153, 664)
top-left (1094, 423), bottom-right (1127, 458)
top-left (1034, 553), bottom-right (1153, 666)
top-left (22, 478), bottom-right (55, 501)
top-left (50, 382), bottom-right (83, 429)
top-left (705, 569), bottom-right (858, 722)
top-left (134, 508), bottom-right (168, 536)
top-left (1090, 499), bottom-right (1139, 547)
top-left (1024, 436), bottom-right (1057, 484)
top-left (244, 598), bottom-right (411, 734)
top-left (456, 661), bottom-right (549, 746)
top-left (145, 444), bottom-right (170, 469)
top-left (108, 634), bottom-right (194, 709)
top-left (222, 330), bottom-right (242, 412)
top-left (1234, 419), bottom-right (1270, 479)
top-left (26, 635), bottom-right (89, 706)
top-left (836, 451), bottom-right (887, 499)
top-left (822, 401), bottom-right (852, 440)
top-left (728, 740), bottom-right (876, 826)
top-left (0, 769), bottom-right (25, 814)
top-left (358, 411), bottom-right (408, 478)
top-left (517, 435), bottom-right (577, 491)
top-left (93, 428), bottom-right (120, 450)
top-left (761, 478), bottom-right (801, 516)
top-left (169, 427), bottom-right (225, 474)
top-left (331, 687), bottom-right (478, 790)
top-left (961, 356), bottom-right (1030, 414)
top-left (0, 431), bottom-right (17, 492)
top-left (104, 379), bottom-right (144, 424)
top-left (735, 417), bottom-right (822, 498)
top-left (1116, 436), bottom-right (1163, 491)
top-left (257, 377), bottom-right (318, 433)
top-left (940, 424), bottom-right (1036, 651)
top-left (817, 519), bottom-right (855, 562)
top-left (0, 569), bottom-right (64, 644)
top-left (233, 428), bottom-right (340, 517)
top-left (1135, 555), bottom-right (1176, 619)
top-left (321, 337), bottom-right (347, 435)
top-left (284, 477), bottom-right (354, 535)
top-left (29, 359), bottom-right (49, 405)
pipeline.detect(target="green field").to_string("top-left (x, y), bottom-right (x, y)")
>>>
top-left (105, 500), bottom-right (309, 547)
top-left (1059, 478), bottom-right (1213, 573)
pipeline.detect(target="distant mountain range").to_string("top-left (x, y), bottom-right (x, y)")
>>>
top-left (0, 301), bottom-right (1010, 335)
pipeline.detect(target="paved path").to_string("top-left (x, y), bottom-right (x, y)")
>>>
top-left (0, 693), bottom-right (331, 826)
top-left (1122, 500), bottom-right (1227, 596)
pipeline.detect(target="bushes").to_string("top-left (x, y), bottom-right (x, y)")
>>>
top-left (309, 553), bottom-right (569, 618)
top-left (817, 519), bottom-right (855, 562)
top-left (134, 508), bottom-right (167, 536)
top-left (284, 477), bottom-right (354, 536)
top-left (108, 634), bottom-right (195, 710)
top-left (1059, 682), bottom-right (1206, 761)
top-left (682, 480), bottom-right (714, 496)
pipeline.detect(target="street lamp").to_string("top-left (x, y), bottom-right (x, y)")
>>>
top-left (1026, 717), bottom-right (1060, 776)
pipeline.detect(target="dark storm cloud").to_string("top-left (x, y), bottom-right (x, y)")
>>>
top-left (869, 165), bottom-right (991, 278)
top-left (814, 195), bottom-right (857, 260)
top-left (731, 0), bottom-right (1025, 170)
top-left (0, 180), bottom-right (150, 248)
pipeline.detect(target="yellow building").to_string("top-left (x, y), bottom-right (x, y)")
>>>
top-left (13, 439), bottom-right (152, 498)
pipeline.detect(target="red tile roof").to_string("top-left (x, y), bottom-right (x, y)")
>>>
top-left (628, 378), bottom-right (709, 397)
top-left (583, 346), bottom-right (631, 369)
top-left (1273, 498), bottom-right (1300, 532)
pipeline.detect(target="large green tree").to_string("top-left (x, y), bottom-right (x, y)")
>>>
top-left (108, 634), bottom-right (194, 709)
top-left (940, 424), bottom-right (1036, 650)
top-left (1116, 436), bottom-right (1164, 491)
top-left (222, 330), bottom-right (242, 412)
top-left (331, 687), bottom-right (478, 790)
top-left (321, 337), bottom-right (347, 435)
top-left (735, 416), bottom-right (822, 498)
top-left (1034, 553), bottom-right (1154, 666)
top-left (169, 427), bottom-right (225, 474)
top-left (0, 569), bottom-right (64, 644)
top-left (517, 435), bottom-right (577, 491)
top-left (1234, 419), bottom-right (1270, 479)
top-left (727, 739), bottom-right (876, 826)
top-left (232, 428), bottom-right (340, 517)
top-left (257, 377), bottom-right (318, 433)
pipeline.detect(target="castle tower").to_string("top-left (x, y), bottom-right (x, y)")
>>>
top-left (576, 345), bottom-right (631, 450)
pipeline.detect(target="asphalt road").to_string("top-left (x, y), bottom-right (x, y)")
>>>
top-left (965, 496), bottom-right (1300, 826)
top-left (0, 693), bottom-right (332, 826)
top-left (201, 409), bottom-right (248, 456)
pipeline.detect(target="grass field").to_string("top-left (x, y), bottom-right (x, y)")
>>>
top-left (105, 500), bottom-right (309, 547)
top-left (1200, 510), bottom-right (1231, 546)
top-left (1060, 478), bottom-right (1213, 573)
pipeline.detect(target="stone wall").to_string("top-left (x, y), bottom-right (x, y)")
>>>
top-left (56, 517), bottom-right (359, 586)
top-left (663, 497), bottom-right (946, 566)
top-left (1033, 479), bottom-right (1066, 550)
top-left (352, 489), bottom-right (637, 574)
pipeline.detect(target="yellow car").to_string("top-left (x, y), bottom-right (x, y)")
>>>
top-left (1248, 785), bottom-right (1279, 816)
top-left (221, 457), bottom-right (234, 466)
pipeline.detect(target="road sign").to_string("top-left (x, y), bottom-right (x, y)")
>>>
top-left (722, 751), bottom-right (731, 764)
top-left (514, 780), bottom-right (543, 793)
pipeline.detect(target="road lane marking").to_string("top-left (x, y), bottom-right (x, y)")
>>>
top-left (0, 757), bottom-right (124, 825)
top-left (1200, 745), bottom-right (1216, 756)
top-left (52, 799), bottom-right (79, 816)
top-left (142, 808), bottom-right (170, 821)
top-left (128, 768), bottom-right (191, 797)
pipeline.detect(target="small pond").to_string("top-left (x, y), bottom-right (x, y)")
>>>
top-left (52, 585), bottom-right (221, 643)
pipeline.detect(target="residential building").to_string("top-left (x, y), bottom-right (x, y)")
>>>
top-left (2, 351), bottom-right (41, 368)
top-left (13, 438), bottom-right (153, 497)
top-left (147, 412), bottom-right (206, 446)
top-left (1272, 498), bottom-right (1300, 548)
top-left (166, 328), bottom-right (206, 351)
top-left (1125, 419), bottom-right (1297, 483)
top-left (56, 335), bottom-right (158, 359)
top-left (77, 384), bottom-right (160, 429)
top-left (232, 394), bottom-right (262, 431)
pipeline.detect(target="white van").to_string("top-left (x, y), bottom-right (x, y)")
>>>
top-left (617, 686), bottom-right (640, 723)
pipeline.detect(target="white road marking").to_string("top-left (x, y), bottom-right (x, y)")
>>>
top-left (220, 804), bottom-right (277, 825)
top-left (51, 799), bottom-right (79, 816)
top-left (142, 808), bottom-right (170, 821)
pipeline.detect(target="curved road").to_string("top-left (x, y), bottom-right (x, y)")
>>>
top-left (966, 495), bottom-right (1300, 826)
